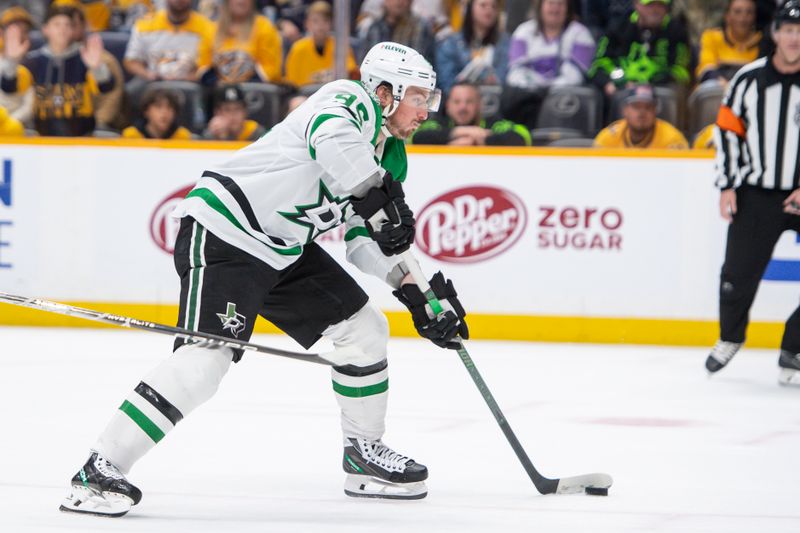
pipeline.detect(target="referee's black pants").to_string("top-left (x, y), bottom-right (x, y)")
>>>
top-left (719, 186), bottom-right (800, 352)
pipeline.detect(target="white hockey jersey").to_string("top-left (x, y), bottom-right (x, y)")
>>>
top-left (172, 79), bottom-right (408, 285)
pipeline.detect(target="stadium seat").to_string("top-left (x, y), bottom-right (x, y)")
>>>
top-left (145, 80), bottom-right (206, 133)
top-left (478, 85), bottom-right (502, 118)
top-left (92, 129), bottom-right (121, 138)
top-left (687, 81), bottom-right (725, 139)
top-left (298, 83), bottom-right (324, 97)
top-left (98, 32), bottom-right (131, 79)
top-left (535, 85), bottom-right (604, 137)
top-left (548, 137), bottom-right (596, 147)
top-left (238, 82), bottom-right (288, 129)
top-left (608, 85), bottom-right (679, 127)
top-left (529, 127), bottom-right (585, 147)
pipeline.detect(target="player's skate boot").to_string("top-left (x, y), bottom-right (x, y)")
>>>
top-left (343, 437), bottom-right (428, 500)
top-left (59, 452), bottom-right (142, 517)
top-left (705, 340), bottom-right (743, 373)
top-left (778, 350), bottom-right (800, 386)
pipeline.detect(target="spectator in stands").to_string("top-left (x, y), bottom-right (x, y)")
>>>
top-left (411, 0), bottom-right (456, 36)
top-left (68, 3), bottom-right (126, 130)
top-left (575, 0), bottom-right (633, 38)
top-left (693, 123), bottom-right (714, 149)
top-left (0, 4), bottom-right (115, 136)
top-left (673, 0), bottom-right (728, 46)
top-left (122, 86), bottom-right (193, 138)
top-left (0, 103), bottom-right (22, 135)
top-left (358, 0), bottom-right (436, 64)
top-left (410, 82), bottom-right (532, 145)
top-left (0, 6), bottom-right (34, 126)
top-left (198, 0), bottom-right (222, 20)
top-left (435, 0), bottom-right (509, 95)
top-left (123, 0), bottom-right (215, 83)
top-left (206, 0), bottom-right (282, 85)
top-left (109, 0), bottom-right (154, 31)
top-left (55, 0), bottom-right (111, 32)
top-left (284, 1), bottom-right (357, 87)
top-left (593, 84), bottom-right (688, 148)
top-left (502, 0), bottom-right (596, 129)
top-left (272, 0), bottom-right (307, 49)
top-left (589, 0), bottom-right (690, 98)
top-left (202, 83), bottom-right (266, 140)
top-left (697, 0), bottom-right (761, 84)
top-left (0, 1), bottom-right (47, 27)
top-left (358, 0), bottom-right (455, 38)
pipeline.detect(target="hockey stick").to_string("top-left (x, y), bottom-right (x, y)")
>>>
top-left (399, 251), bottom-right (613, 495)
top-left (0, 292), bottom-right (335, 366)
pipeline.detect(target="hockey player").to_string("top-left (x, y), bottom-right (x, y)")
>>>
top-left (60, 41), bottom-right (469, 517)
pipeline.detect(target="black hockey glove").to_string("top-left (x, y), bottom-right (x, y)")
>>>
top-left (393, 272), bottom-right (469, 350)
top-left (350, 172), bottom-right (415, 256)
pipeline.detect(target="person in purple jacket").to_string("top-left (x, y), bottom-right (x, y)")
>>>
top-left (501, 0), bottom-right (596, 128)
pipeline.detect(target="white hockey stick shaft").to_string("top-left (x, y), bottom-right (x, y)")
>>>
top-left (0, 292), bottom-right (335, 366)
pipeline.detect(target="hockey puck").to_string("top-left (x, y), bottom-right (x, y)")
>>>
top-left (585, 487), bottom-right (609, 496)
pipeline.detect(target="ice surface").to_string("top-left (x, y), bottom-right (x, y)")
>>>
top-left (0, 327), bottom-right (798, 532)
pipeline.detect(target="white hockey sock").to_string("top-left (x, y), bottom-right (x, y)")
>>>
top-left (93, 344), bottom-right (233, 473)
top-left (332, 362), bottom-right (389, 441)
top-left (322, 303), bottom-right (390, 442)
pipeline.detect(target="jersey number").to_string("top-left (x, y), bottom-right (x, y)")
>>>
top-left (335, 93), bottom-right (369, 125)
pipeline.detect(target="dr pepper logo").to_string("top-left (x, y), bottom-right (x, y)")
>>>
top-left (416, 186), bottom-right (527, 263)
top-left (150, 185), bottom-right (193, 254)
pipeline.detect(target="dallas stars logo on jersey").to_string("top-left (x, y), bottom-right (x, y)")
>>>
top-left (279, 180), bottom-right (350, 243)
top-left (217, 302), bottom-right (247, 337)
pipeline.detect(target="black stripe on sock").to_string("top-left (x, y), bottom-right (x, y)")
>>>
top-left (134, 381), bottom-right (184, 425)
top-left (333, 359), bottom-right (388, 377)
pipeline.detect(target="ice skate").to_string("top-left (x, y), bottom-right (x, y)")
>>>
top-left (778, 350), bottom-right (800, 386)
top-left (705, 340), bottom-right (743, 373)
top-left (59, 452), bottom-right (142, 517)
top-left (343, 437), bottom-right (428, 500)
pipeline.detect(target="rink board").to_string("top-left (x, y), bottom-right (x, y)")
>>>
top-left (0, 139), bottom-right (797, 347)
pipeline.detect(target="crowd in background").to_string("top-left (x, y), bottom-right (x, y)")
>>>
top-left (0, 0), bottom-right (787, 147)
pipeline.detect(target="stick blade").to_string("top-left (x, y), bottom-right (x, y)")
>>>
top-left (555, 473), bottom-right (613, 495)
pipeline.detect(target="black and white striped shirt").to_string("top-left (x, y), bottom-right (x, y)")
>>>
top-left (715, 56), bottom-right (800, 191)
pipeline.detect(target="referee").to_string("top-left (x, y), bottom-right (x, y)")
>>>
top-left (706, 0), bottom-right (800, 386)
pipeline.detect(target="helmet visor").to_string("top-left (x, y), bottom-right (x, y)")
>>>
top-left (401, 87), bottom-right (442, 112)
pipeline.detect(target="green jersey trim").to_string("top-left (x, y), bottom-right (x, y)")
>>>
top-left (307, 113), bottom-right (347, 160)
top-left (344, 226), bottom-right (370, 241)
top-left (186, 188), bottom-right (303, 256)
top-left (348, 80), bottom-right (383, 145)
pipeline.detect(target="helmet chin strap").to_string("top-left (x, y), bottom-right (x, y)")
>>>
top-left (380, 100), bottom-right (399, 138)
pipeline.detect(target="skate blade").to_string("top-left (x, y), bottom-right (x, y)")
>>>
top-left (778, 368), bottom-right (800, 386)
top-left (59, 485), bottom-right (131, 517)
top-left (344, 474), bottom-right (427, 500)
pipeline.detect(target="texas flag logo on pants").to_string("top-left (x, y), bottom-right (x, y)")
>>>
top-left (217, 302), bottom-right (247, 337)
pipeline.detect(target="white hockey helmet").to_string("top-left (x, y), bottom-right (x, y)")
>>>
top-left (360, 42), bottom-right (441, 117)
